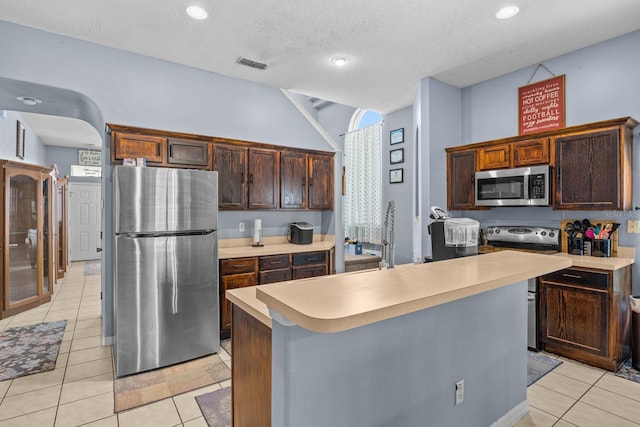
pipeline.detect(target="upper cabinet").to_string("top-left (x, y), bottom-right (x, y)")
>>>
top-left (554, 125), bottom-right (633, 210)
top-left (108, 124), bottom-right (334, 211)
top-left (447, 149), bottom-right (478, 211)
top-left (212, 144), bottom-right (247, 210)
top-left (446, 117), bottom-right (637, 210)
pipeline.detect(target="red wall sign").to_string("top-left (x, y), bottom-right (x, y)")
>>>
top-left (518, 75), bottom-right (565, 135)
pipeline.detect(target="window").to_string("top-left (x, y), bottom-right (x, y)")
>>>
top-left (343, 109), bottom-right (382, 245)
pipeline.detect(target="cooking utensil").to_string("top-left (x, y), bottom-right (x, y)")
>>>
top-left (582, 219), bottom-right (591, 231)
top-left (585, 229), bottom-right (595, 240)
top-left (573, 220), bottom-right (582, 232)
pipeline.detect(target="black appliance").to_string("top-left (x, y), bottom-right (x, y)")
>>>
top-left (290, 222), bottom-right (313, 245)
top-left (428, 206), bottom-right (479, 261)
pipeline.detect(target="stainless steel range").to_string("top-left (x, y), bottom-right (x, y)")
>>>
top-left (484, 226), bottom-right (560, 351)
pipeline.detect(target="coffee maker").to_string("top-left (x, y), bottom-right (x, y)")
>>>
top-left (428, 206), bottom-right (479, 261)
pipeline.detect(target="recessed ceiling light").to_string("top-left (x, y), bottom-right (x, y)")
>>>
top-left (331, 56), bottom-right (350, 67)
top-left (17, 96), bottom-right (42, 106)
top-left (186, 5), bottom-right (208, 20)
top-left (496, 5), bottom-right (519, 19)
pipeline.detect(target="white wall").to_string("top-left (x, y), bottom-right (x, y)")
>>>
top-left (0, 110), bottom-right (47, 165)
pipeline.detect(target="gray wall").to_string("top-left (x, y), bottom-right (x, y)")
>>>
top-left (457, 30), bottom-right (640, 293)
top-left (0, 110), bottom-right (47, 165)
top-left (382, 107), bottom-right (414, 264)
top-left (272, 281), bottom-right (527, 426)
top-left (0, 20), bottom-right (335, 340)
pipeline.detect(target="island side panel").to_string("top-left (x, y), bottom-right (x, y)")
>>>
top-left (271, 281), bottom-right (528, 427)
top-left (232, 305), bottom-right (272, 427)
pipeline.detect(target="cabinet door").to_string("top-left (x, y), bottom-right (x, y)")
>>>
top-left (280, 152), bottom-right (307, 209)
top-left (248, 149), bottom-right (279, 209)
top-left (113, 133), bottom-right (166, 163)
top-left (477, 144), bottom-right (510, 170)
top-left (167, 139), bottom-right (209, 168)
top-left (212, 145), bottom-right (248, 209)
top-left (220, 272), bottom-right (257, 333)
top-left (447, 150), bottom-right (477, 210)
top-left (308, 154), bottom-right (333, 209)
top-left (540, 282), bottom-right (609, 357)
top-left (554, 129), bottom-right (621, 209)
top-left (513, 138), bottom-right (549, 167)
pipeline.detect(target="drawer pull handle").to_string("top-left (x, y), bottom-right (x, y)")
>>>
top-left (562, 274), bottom-right (582, 279)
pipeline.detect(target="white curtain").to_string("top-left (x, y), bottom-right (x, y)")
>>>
top-left (344, 123), bottom-right (382, 244)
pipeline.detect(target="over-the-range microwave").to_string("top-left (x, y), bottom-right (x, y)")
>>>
top-left (475, 165), bottom-right (551, 207)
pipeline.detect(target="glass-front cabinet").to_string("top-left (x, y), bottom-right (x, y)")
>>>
top-left (1, 161), bottom-right (55, 318)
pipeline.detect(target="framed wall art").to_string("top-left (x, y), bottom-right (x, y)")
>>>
top-left (390, 148), bottom-right (404, 164)
top-left (389, 168), bottom-right (403, 184)
top-left (16, 120), bottom-right (25, 160)
top-left (390, 128), bottom-right (404, 145)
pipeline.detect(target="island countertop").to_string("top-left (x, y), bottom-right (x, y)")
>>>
top-left (248, 251), bottom-right (571, 334)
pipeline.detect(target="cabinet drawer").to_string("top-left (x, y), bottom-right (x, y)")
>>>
top-left (259, 268), bottom-right (292, 285)
top-left (292, 251), bottom-right (327, 266)
top-left (541, 268), bottom-right (609, 291)
top-left (220, 257), bottom-right (257, 275)
top-left (293, 264), bottom-right (328, 280)
top-left (259, 254), bottom-right (290, 271)
top-left (220, 272), bottom-right (257, 288)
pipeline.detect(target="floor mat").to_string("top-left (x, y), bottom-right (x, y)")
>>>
top-left (528, 351), bottom-right (562, 386)
top-left (196, 386), bottom-right (231, 427)
top-left (114, 354), bottom-right (231, 412)
top-left (0, 320), bottom-right (67, 381)
top-left (615, 358), bottom-right (640, 384)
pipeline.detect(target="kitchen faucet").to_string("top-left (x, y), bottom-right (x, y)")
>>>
top-left (382, 200), bottom-right (395, 269)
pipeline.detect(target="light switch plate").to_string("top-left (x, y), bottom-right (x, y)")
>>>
top-left (627, 220), bottom-right (640, 234)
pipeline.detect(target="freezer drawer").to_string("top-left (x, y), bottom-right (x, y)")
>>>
top-left (114, 233), bottom-right (219, 377)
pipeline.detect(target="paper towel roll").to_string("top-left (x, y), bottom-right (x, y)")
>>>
top-left (253, 219), bottom-right (262, 244)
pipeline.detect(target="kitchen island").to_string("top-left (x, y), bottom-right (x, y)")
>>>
top-left (227, 251), bottom-right (572, 427)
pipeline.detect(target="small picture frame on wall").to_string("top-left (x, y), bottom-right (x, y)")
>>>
top-left (16, 120), bottom-right (25, 160)
top-left (390, 148), bottom-right (404, 164)
top-left (390, 128), bottom-right (404, 145)
top-left (389, 168), bottom-right (403, 184)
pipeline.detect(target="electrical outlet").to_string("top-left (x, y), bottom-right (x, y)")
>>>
top-left (239, 222), bottom-right (245, 232)
top-left (455, 380), bottom-right (464, 405)
top-left (627, 220), bottom-right (640, 234)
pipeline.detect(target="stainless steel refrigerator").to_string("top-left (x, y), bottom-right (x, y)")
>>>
top-left (113, 166), bottom-right (219, 377)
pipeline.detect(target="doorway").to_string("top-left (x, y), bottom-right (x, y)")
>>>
top-left (69, 182), bottom-right (101, 261)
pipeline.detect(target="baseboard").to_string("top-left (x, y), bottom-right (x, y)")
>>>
top-left (490, 400), bottom-right (529, 427)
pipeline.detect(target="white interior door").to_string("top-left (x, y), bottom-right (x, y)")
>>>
top-left (69, 182), bottom-right (102, 261)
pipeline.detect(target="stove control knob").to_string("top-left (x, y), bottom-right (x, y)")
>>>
top-left (541, 231), bottom-right (547, 236)
top-left (549, 232), bottom-right (555, 238)
top-left (488, 229), bottom-right (494, 234)
top-left (495, 229), bottom-right (500, 234)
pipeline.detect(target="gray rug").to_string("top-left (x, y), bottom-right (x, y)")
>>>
top-left (196, 386), bottom-right (231, 427)
top-left (0, 320), bottom-right (67, 381)
top-left (615, 358), bottom-right (640, 384)
top-left (528, 351), bottom-right (562, 386)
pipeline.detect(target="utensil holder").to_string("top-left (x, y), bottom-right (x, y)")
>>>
top-left (592, 239), bottom-right (611, 257)
top-left (567, 237), bottom-right (584, 255)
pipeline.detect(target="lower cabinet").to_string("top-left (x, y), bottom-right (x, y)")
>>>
top-left (220, 250), bottom-right (329, 338)
top-left (539, 266), bottom-right (631, 371)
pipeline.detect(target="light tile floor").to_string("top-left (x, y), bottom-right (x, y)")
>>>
top-left (0, 262), bottom-right (231, 427)
top-left (0, 262), bottom-right (639, 426)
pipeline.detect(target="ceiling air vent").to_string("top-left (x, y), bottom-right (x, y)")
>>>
top-left (236, 57), bottom-right (268, 70)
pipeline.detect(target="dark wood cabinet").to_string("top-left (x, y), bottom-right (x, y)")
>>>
top-left (447, 150), bottom-right (478, 210)
top-left (248, 149), bottom-right (279, 209)
top-left (219, 258), bottom-right (258, 338)
top-left (292, 251), bottom-right (328, 279)
top-left (113, 132), bottom-right (166, 163)
top-left (259, 254), bottom-right (291, 285)
top-left (308, 154), bottom-right (334, 209)
top-left (512, 138), bottom-right (549, 167)
top-left (167, 139), bottom-right (209, 168)
top-left (539, 266), bottom-right (631, 371)
top-left (212, 145), bottom-right (248, 210)
top-left (281, 151), bottom-right (307, 209)
top-left (554, 127), bottom-right (631, 210)
top-left (477, 144), bottom-right (510, 170)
